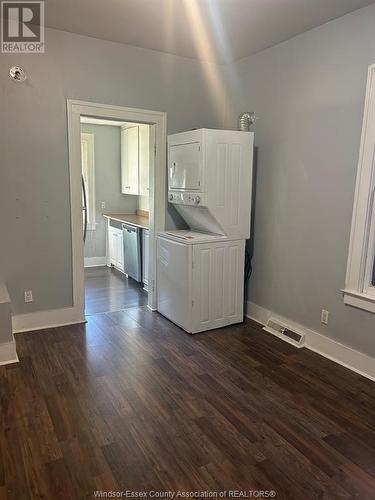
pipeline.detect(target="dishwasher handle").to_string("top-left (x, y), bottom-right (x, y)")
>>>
top-left (122, 223), bottom-right (137, 233)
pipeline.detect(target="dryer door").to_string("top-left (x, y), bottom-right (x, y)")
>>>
top-left (169, 142), bottom-right (201, 191)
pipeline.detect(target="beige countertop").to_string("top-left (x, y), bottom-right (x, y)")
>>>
top-left (103, 213), bottom-right (149, 230)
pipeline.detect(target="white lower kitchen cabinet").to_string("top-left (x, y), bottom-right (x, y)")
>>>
top-left (142, 229), bottom-right (149, 289)
top-left (108, 225), bottom-right (124, 272)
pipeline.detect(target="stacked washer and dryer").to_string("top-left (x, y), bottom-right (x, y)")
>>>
top-left (157, 128), bottom-right (254, 334)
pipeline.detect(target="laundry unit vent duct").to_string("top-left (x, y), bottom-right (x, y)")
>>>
top-left (238, 112), bottom-right (257, 131)
top-left (263, 318), bottom-right (305, 348)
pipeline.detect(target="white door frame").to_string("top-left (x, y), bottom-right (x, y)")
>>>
top-left (67, 99), bottom-right (167, 320)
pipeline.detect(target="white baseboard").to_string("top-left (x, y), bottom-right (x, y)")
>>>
top-left (0, 340), bottom-right (19, 366)
top-left (84, 256), bottom-right (106, 268)
top-left (246, 301), bottom-right (375, 382)
top-left (13, 306), bottom-right (85, 334)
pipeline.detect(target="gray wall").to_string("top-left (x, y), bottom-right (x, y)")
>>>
top-left (0, 27), bottom-right (225, 315)
top-left (224, 4), bottom-right (375, 357)
top-left (81, 123), bottom-right (137, 259)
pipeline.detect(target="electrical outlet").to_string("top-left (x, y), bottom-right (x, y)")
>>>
top-left (24, 290), bottom-right (33, 303)
top-left (101, 201), bottom-right (106, 209)
top-left (321, 309), bottom-right (329, 325)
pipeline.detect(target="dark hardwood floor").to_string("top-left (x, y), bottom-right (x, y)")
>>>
top-left (85, 266), bottom-right (148, 315)
top-left (1, 307), bottom-right (375, 499)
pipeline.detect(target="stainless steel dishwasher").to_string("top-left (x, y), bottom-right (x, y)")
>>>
top-left (122, 224), bottom-right (142, 282)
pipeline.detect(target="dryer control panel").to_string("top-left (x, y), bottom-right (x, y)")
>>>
top-left (168, 191), bottom-right (206, 206)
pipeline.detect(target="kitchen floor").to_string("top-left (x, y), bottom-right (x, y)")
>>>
top-left (85, 266), bottom-right (148, 315)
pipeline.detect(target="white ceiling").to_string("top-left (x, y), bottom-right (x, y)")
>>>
top-left (44, 0), bottom-right (375, 63)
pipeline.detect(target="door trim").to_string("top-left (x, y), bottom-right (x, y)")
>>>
top-left (67, 99), bottom-right (167, 319)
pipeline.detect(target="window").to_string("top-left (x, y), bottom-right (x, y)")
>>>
top-left (344, 64), bottom-right (375, 313)
top-left (81, 133), bottom-right (96, 230)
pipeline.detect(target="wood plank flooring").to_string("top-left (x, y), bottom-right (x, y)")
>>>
top-left (1, 307), bottom-right (375, 499)
top-left (85, 266), bottom-right (148, 315)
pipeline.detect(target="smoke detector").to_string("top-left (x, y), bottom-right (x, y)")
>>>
top-left (9, 66), bottom-right (26, 83)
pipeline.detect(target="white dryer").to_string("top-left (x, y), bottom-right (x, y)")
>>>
top-left (157, 129), bottom-right (254, 334)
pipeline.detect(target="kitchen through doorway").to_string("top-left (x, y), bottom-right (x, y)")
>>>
top-left (67, 101), bottom-right (166, 325)
top-left (80, 116), bottom-right (152, 315)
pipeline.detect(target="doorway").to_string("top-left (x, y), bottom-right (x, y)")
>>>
top-left (81, 117), bottom-right (152, 314)
top-left (67, 100), bottom-right (167, 322)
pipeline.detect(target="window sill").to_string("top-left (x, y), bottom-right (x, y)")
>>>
top-left (343, 289), bottom-right (375, 314)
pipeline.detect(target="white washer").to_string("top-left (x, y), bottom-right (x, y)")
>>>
top-left (157, 231), bottom-right (245, 334)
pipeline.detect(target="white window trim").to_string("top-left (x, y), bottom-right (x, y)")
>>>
top-left (344, 63), bottom-right (375, 313)
top-left (81, 132), bottom-right (97, 231)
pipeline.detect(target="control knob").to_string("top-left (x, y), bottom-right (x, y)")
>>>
top-left (194, 196), bottom-right (201, 205)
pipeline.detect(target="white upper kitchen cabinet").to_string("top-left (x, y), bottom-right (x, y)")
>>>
top-left (121, 126), bottom-right (139, 195)
top-left (139, 124), bottom-right (150, 196)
